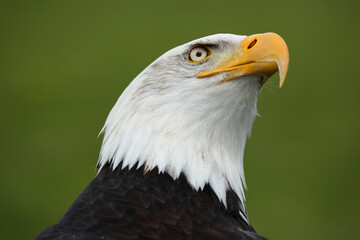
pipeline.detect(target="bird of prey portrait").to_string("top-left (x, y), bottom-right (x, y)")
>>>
top-left (35, 32), bottom-right (289, 240)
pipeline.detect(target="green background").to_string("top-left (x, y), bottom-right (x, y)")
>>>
top-left (1, 0), bottom-right (359, 239)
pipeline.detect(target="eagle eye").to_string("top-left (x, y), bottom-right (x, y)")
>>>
top-left (187, 46), bottom-right (211, 63)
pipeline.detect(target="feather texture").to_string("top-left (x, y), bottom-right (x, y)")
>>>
top-left (36, 164), bottom-right (267, 240)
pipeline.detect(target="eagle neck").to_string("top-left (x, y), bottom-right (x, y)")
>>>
top-left (98, 75), bottom-right (260, 222)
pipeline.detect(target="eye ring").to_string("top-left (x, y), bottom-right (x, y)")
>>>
top-left (187, 45), bottom-right (212, 63)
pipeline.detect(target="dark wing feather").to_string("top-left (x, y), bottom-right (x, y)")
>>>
top-left (35, 164), bottom-right (267, 240)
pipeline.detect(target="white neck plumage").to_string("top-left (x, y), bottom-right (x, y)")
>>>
top-left (97, 66), bottom-right (261, 221)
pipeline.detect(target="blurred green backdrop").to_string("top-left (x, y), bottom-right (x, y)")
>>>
top-left (1, 0), bottom-right (359, 239)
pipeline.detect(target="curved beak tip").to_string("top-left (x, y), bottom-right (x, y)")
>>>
top-left (280, 76), bottom-right (285, 88)
top-left (269, 33), bottom-right (289, 88)
top-left (278, 58), bottom-right (289, 88)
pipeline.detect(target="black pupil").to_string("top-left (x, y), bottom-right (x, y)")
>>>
top-left (196, 51), bottom-right (202, 57)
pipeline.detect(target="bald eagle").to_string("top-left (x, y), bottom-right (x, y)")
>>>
top-left (36, 32), bottom-right (289, 240)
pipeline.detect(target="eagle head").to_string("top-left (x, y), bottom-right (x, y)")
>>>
top-left (98, 32), bottom-right (289, 220)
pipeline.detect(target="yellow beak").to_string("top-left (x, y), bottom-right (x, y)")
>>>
top-left (197, 32), bottom-right (289, 87)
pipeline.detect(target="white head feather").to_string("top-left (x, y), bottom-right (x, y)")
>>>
top-left (98, 34), bottom-right (265, 221)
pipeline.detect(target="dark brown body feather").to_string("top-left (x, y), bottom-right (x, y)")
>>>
top-left (35, 164), bottom-right (267, 240)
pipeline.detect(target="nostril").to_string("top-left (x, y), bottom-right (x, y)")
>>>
top-left (247, 39), bottom-right (257, 49)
